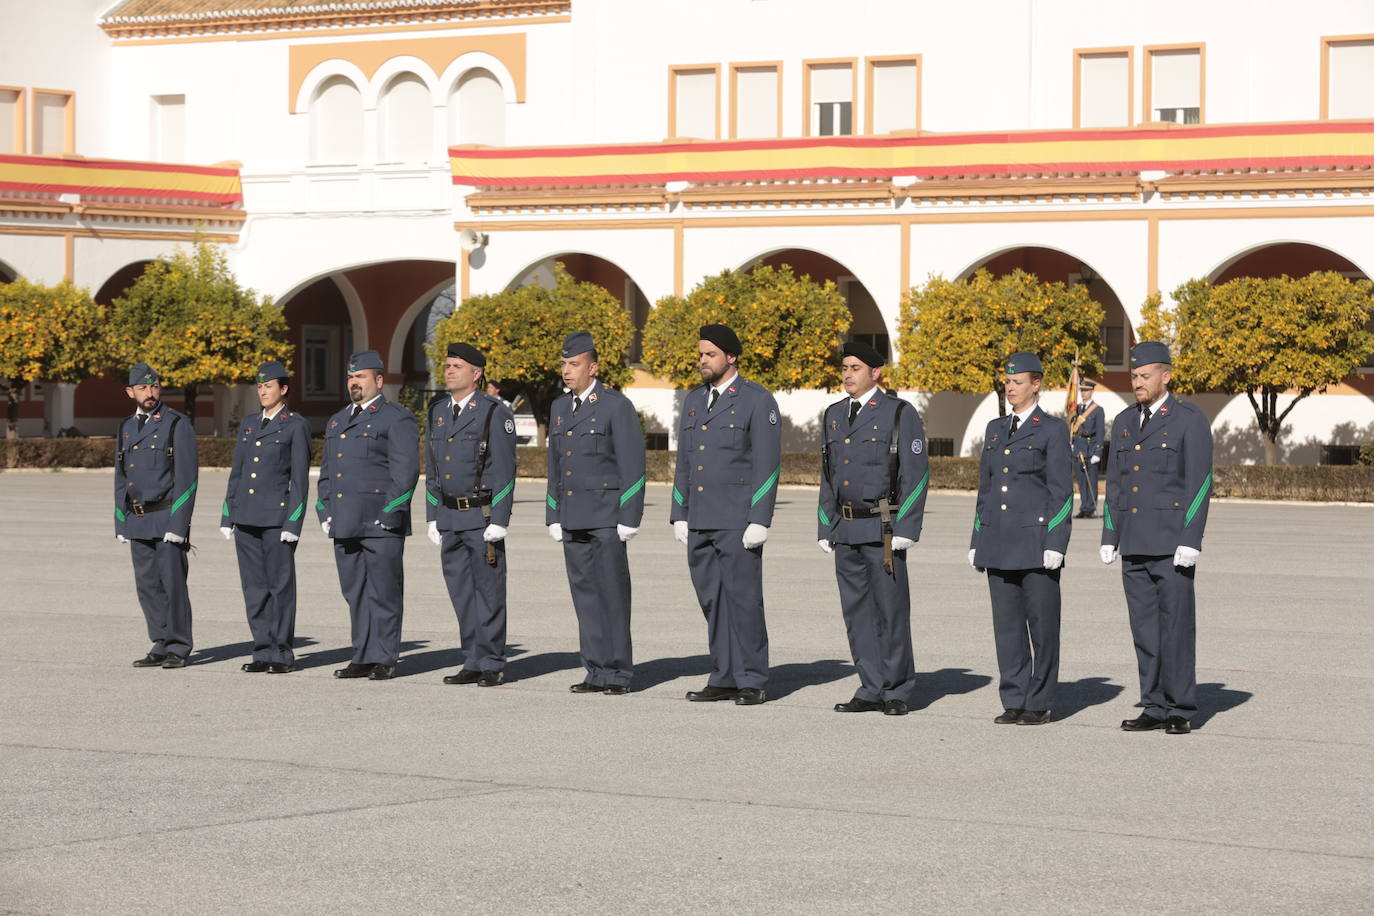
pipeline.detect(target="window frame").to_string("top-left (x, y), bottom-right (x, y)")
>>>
top-left (802, 57), bottom-right (858, 138)
top-left (728, 60), bottom-right (782, 140)
top-left (0, 85), bottom-right (25, 154)
top-left (1143, 43), bottom-right (1205, 126)
top-left (1320, 33), bottom-right (1374, 121)
top-left (667, 63), bottom-right (722, 140)
top-left (30, 88), bottom-right (75, 154)
top-left (864, 54), bottom-right (921, 135)
top-left (1072, 46), bottom-right (1134, 129)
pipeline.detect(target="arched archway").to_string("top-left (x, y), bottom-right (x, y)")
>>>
top-left (94, 260), bottom-right (158, 306)
top-left (508, 253), bottom-right (652, 362)
top-left (740, 248), bottom-right (890, 361)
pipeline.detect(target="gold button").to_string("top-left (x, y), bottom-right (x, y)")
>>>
top-left (445, 474), bottom-right (451, 480)
top-left (701, 426), bottom-right (708, 431)
top-left (1134, 444), bottom-right (1140, 451)
top-left (1000, 485), bottom-right (1007, 492)
top-left (1004, 449), bottom-right (1010, 455)
top-left (339, 434), bottom-right (346, 439)
top-left (1002, 467), bottom-right (1009, 473)
top-left (248, 488), bottom-right (255, 494)
top-left (1174, 501), bottom-right (1180, 507)
top-left (697, 486), bottom-right (704, 492)
top-left (250, 473), bottom-right (257, 479)
top-left (1132, 486), bottom-right (1139, 493)
top-left (698, 445), bottom-right (705, 450)
top-left (1000, 504), bottom-right (1007, 510)
top-left (128, 464), bottom-right (134, 469)
top-left (568, 490), bottom-right (574, 495)
top-left (280, 502), bottom-right (285, 507)
top-left (252, 457), bottom-right (259, 463)
top-left (566, 431), bottom-right (572, 437)
top-left (445, 455), bottom-right (451, 461)
top-left (842, 480), bottom-right (849, 486)
top-left (255, 442), bottom-right (261, 447)
top-left (337, 493), bottom-right (343, 498)
top-left (697, 465), bottom-right (703, 471)
top-left (1131, 507), bottom-right (1138, 514)
top-left (844, 438), bottom-right (850, 444)
top-left (566, 451), bottom-right (572, 457)
top-left (566, 471), bottom-right (572, 477)
top-left (132, 445), bottom-right (139, 450)
top-left (843, 459), bottom-right (849, 465)
top-left (337, 453), bottom-right (343, 458)
top-left (1132, 465), bottom-right (1140, 472)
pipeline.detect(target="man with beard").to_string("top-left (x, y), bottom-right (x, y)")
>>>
top-left (671, 324), bottom-right (781, 706)
top-left (115, 362), bottom-right (199, 668)
top-left (317, 350), bottom-right (420, 681)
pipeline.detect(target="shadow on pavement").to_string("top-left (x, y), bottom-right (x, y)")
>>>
top-left (295, 640), bottom-right (430, 671)
top-left (908, 667), bottom-right (993, 711)
top-left (190, 637), bottom-right (320, 665)
top-left (767, 659), bottom-right (855, 701)
top-left (1053, 676), bottom-right (1126, 721)
top-left (504, 650), bottom-right (583, 683)
top-left (1192, 682), bottom-right (1254, 730)
top-left (629, 654), bottom-right (715, 692)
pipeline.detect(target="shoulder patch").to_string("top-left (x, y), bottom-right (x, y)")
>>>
top-left (503, 417), bottom-right (515, 435)
top-left (768, 409), bottom-right (777, 426)
top-left (912, 438), bottom-right (923, 454)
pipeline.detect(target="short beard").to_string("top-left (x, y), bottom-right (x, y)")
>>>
top-left (349, 388), bottom-right (366, 403)
top-left (699, 363), bottom-right (729, 386)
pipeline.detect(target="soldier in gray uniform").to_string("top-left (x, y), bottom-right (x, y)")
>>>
top-left (968, 353), bottom-right (1073, 725)
top-left (1070, 379), bottom-right (1105, 518)
top-left (671, 324), bottom-right (781, 706)
top-left (115, 362), bottom-right (198, 668)
top-left (219, 360), bottom-right (311, 674)
top-left (817, 341), bottom-right (929, 716)
top-left (425, 342), bottom-right (516, 688)
top-left (1102, 341), bottom-right (1213, 735)
top-left (546, 331), bottom-right (647, 694)
top-left (316, 350), bottom-right (420, 681)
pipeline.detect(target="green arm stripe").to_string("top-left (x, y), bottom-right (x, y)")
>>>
top-left (1046, 496), bottom-right (1073, 533)
top-left (973, 512), bottom-right (981, 532)
top-left (1103, 501), bottom-right (1115, 531)
top-left (115, 507), bottom-right (126, 522)
top-left (316, 497), bottom-right (325, 511)
top-left (818, 505), bottom-right (831, 527)
top-left (169, 481), bottom-right (197, 516)
top-left (287, 501), bottom-right (304, 523)
top-left (750, 465), bottom-right (781, 507)
top-left (426, 491), bottom-right (439, 507)
top-left (1185, 470), bottom-right (1213, 527)
top-left (221, 500), bottom-right (230, 517)
top-left (672, 485), bottom-right (685, 506)
top-left (619, 475), bottom-right (645, 507)
top-left (492, 480), bottom-right (514, 506)
top-left (896, 468), bottom-right (930, 521)
top-left (546, 493), bottom-right (558, 510)
top-left (382, 488), bottom-right (414, 513)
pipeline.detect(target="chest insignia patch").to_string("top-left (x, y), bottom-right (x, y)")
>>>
top-left (727, 387), bottom-right (737, 395)
top-left (436, 416), bottom-right (444, 427)
top-left (589, 392), bottom-right (598, 404)
top-left (556, 416), bottom-right (563, 427)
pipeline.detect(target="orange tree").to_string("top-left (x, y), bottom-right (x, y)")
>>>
top-left (107, 241), bottom-right (291, 424)
top-left (890, 269), bottom-right (1105, 415)
top-left (640, 264), bottom-right (851, 389)
top-left (1141, 272), bottom-right (1374, 465)
top-left (0, 278), bottom-right (109, 438)
top-left (427, 264), bottom-right (634, 444)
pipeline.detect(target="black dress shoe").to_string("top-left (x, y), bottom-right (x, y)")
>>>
top-left (368, 664), bottom-right (396, 680)
top-left (1121, 713), bottom-right (1166, 731)
top-left (883, 699), bottom-right (909, 716)
top-left (267, 662), bottom-right (294, 674)
top-left (477, 670), bottom-right (504, 687)
top-left (686, 685), bottom-right (738, 702)
top-left (734, 688), bottom-right (766, 706)
top-left (334, 663), bottom-right (376, 679)
top-left (834, 698), bottom-right (885, 713)
top-left (569, 681), bottom-right (603, 693)
top-left (161, 655), bottom-right (188, 669)
top-left (602, 685), bottom-right (630, 695)
top-left (241, 661), bottom-right (270, 673)
top-left (1165, 716), bottom-right (1191, 735)
top-left (443, 669), bottom-right (482, 685)
top-left (994, 708), bottom-right (1025, 724)
top-left (132, 652), bottom-right (168, 668)
top-left (1017, 709), bottom-right (1052, 725)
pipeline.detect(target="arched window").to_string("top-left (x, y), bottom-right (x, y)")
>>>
top-left (310, 76), bottom-right (364, 164)
top-left (448, 68), bottom-right (505, 146)
top-left (379, 73), bottom-right (433, 163)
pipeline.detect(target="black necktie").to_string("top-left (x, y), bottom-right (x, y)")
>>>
top-left (452, 402), bottom-right (461, 423)
top-left (848, 401), bottom-right (861, 424)
top-left (1140, 405), bottom-right (1152, 430)
top-left (349, 405), bottom-right (361, 421)
top-left (136, 414), bottom-right (147, 432)
top-left (707, 390), bottom-right (719, 412)
top-left (1009, 415), bottom-right (1020, 436)
top-left (573, 396), bottom-right (582, 413)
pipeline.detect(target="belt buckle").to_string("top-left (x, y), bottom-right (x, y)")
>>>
top-left (132, 502), bottom-right (146, 517)
top-left (841, 504), bottom-right (854, 520)
top-left (455, 496), bottom-right (472, 511)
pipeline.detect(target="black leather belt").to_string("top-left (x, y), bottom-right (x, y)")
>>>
top-left (127, 497), bottom-right (173, 517)
top-left (443, 493), bottom-right (491, 511)
top-left (840, 502), bottom-right (880, 520)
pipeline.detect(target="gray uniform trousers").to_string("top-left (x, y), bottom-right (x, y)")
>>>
top-left (688, 529), bottom-right (769, 690)
top-left (1072, 457), bottom-right (1098, 513)
top-left (561, 527), bottom-right (633, 687)
top-left (986, 567), bottom-right (1061, 710)
top-left (440, 528), bottom-right (507, 672)
top-left (334, 536), bottom-right (406, 665)
top-left (130, 537), bottom-right (193, 658)
top-left (1122, 554), bottom-right (1197, 719)
top-left (234, 525), bottom-right (298, 664)
top-left (834, 543), bottom-right (915, 702)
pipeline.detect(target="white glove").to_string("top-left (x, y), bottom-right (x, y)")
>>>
top-left (673, 520), bottom-right (689, 545)
top-left (818, 539), bottom-right (833, 554)
top-left (427, 520), bottom-right (441, 546)
top-left (280, 531), bottom-right (299, 543)
top-left (162, 532), bottom-right (185, 545)
top-left (1100, 545), bottom-right (1119, 564)
top-left (1043, 549), bottom-right (1065, 570)
top-left (220, 526), bottom-right (232, 540)
top-left (321, 518), bottom-right (332, 537)
top-left (741, 523), bottom-right (768, 549)
top-left (616, 524), bottom-right (638, 542)
top-left (968, 548), bottom-right (978, 569)
top-left (116, 534), bottom-right (128, 545)
top-left (1173, 545), bottom-right (1200, 568)
top-left (483, 524), bottom-right (507, 543)
top-left (891, 536), bottom-right (915, 551)
top-left (548, 523), bottom-right (563, 542)
top-left (1090, 455), bottom-right (1100, 464)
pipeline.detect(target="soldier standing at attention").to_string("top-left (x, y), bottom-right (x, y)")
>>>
top-left (1070, 379), bottom-right (1104, 518)
top-left (672, 324), bottom-right (781, 706)
top-left (426, 342), bottom-right (516, 688)
top-left (115, 363), bottom-right (198, 669)
top-left (317, 350), bottom-right (420, 681)
top-left (817, 342), bottom-right (929, 716)
top-left (545, 331), bottom-right (646, 694)
top-left (220, 361), bottom-right (311, 674)
top-left (968, 353), bottom-right (1073, 726)
top-left (1102, 342), bottom-right (1213, 736)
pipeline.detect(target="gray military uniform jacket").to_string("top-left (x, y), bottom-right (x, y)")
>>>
top-left (670, 377), bottom-right (782, 530)
top-left (222, 408), bottom-right (311, 536)
top-left (114, 404), bottom-right (199, 540)
top-left (315, 396), bottom-right (420, 538)
top-left (817, 392), bottom-right (930, 545)
top-left (426, 392), bottom-right (517, 531)
top-left (545, 382), bottom-right (646, 530)
top-left (970, 405), bottom-right (1073, 570)
top-left (1072, 401), bottom-right (1105, 461)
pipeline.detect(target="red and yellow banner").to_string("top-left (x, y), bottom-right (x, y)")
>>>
top-left (0, 154), bottom-right (241, 204)
top-left (450, 121), bottom-right (1374, 187)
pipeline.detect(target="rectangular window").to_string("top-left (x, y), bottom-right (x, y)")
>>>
top-left (1145, 45), bottom-right (1203, 124)
top-left (0, 87), bottom-right (23, 153)
top-left (31, 89), bottom-right (74, 154)
top-left (669, 65), bottom-right (719, 139)
top-left (1074, 48), bottom-right (1132, 128)
top-left (1324, 36), bottom-right (1374, 119)
top-left (151, 94), bottom-right (186, 162)
top-left (302, 325), bottom-right (341, 399)
top-left (867, 56), bottom-right (920, 134)
top-left (730, 62), bottom-right (781, 139)
top-left (805, 60), bottom-right (856, 137)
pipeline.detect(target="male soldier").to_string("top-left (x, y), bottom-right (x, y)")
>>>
top-left (671, 323), bottom-right (781, 706)
top-left (968, 353), bottom-right (1073, 725)
top-left (546, 331), bottom-right (646, 694)
top-left (115, 362), bottom-right (198, 668)
top-left (1071, 379), bottom-right (1104, 518)
top-left (816, 341), bottom-right (928, 716)
top-left (220, 361), bottom-right (311, 674)
top-left (317, 350), bottom-right (420, 681)
top-left (1102, 341), bottom-right (1213, 735)
top-left (426, 342), bottom-right (515, 687)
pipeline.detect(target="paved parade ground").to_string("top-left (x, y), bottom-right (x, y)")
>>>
top-left (1, 470), bottom-right (1371, 914)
